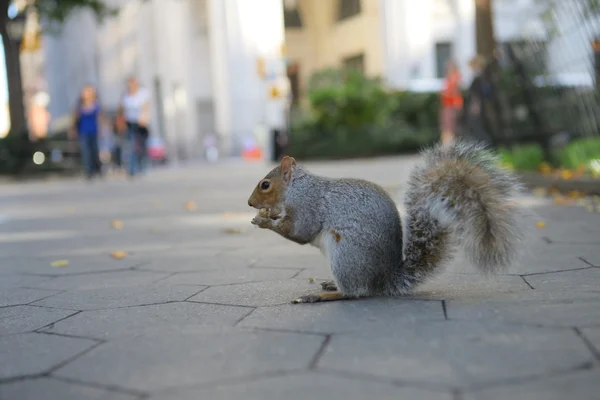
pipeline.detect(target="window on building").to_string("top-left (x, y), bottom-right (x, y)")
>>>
top-left (435, 42), bottom-right (453, 78)
top-left (343, 53), bottom-right (365, 73)
top-left (283, 6), bottom-right (303, 28)
top-left (338, 0), bottom-right (361, 21)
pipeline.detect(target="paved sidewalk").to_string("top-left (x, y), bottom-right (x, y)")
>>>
top-left (1, 156), bottom-right (599, 400)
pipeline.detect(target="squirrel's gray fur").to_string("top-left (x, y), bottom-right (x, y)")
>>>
top-left (249, 141), bottom-right (526, 297)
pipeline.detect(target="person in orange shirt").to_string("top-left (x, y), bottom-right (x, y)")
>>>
top-left (440, 60), bottom-right (463, 147)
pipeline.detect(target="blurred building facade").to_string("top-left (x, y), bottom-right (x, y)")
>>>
top-left (41, 0), bottom-right (597, 158)
top-left (285, 0), bottom-right (597, 99)
top-left (43, 0), bottom-right (286, 159)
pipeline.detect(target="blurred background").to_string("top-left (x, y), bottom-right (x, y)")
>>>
top-left (0, 0), bottom-right (599, 178)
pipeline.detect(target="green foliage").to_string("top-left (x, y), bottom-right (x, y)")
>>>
top-left (288, 68), bottom-right (439, 160)
top-left (498, 144), bottom-right (544, 172)
top-left (35, 0), bottom-right (117, 24)
top-left (558, 137), bottom-right (600, 170)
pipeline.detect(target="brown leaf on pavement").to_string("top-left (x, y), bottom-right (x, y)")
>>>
top-left (184, 201), bottom-right (197, 211)
top-left (110, 251), bottom-right (127, 260)
top-left (50, 260), bottom-right (69, 267)
top-left (111, 219), bottom-right (124, 230)
top-left (222, 227), bottom-right (246, 234)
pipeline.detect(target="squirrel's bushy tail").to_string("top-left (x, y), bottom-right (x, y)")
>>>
top-left (396, 141), bottom-right (525, 293)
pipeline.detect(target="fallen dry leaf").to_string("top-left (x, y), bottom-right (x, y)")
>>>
top-left (536, 221), bottom-right (546, 229)
top-left (111, 219), bottom-right (124, 230)
top-left (110, 251), bottom-right (127, 260)
top-left (184, 201), bottom-right (197, 211)
top-left (50, 259), bottom-right (69, 267)
top-left (538, 162), bottom-right (552, 175)
top-left (560, 169), bottom-right (574, 180)
top-left (553, 195), bottom-right (575, 206)
top-left (567, 191), bottom-right (584, 199)
top-left (222, 227), bottom-right (246, 234)
top-left (308, 277), bottom-right (316, 284)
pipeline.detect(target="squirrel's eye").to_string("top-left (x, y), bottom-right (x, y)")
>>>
top-left (260, 180), bottom-right (270, 190)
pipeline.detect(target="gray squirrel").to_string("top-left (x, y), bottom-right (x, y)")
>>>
top-left (247, 141), bottom-right (525, 304)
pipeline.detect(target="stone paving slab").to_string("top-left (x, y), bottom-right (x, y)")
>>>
top-left (447, 292), bottom-right (600, 328)
top-left (0, 377), bottom-right (140, 400)
top-left (162, 267), bottom-right (302, 286)
top-left (154, 373), bottom-right (454, 400)
top-left (239, 298), bottom-right (445, 334)
top-left (53, 329), bottom-right (325, 392)
top-left (465, 369), bottom-right (600, 400)
top-left (42, 302), bottom-right (252, 340)
top-left (525, 267), bottom-right (600, 294)
top-left (0, 274), bottom-right (51, 289)
top-left (0, 254), bottom-right (152, 276)
top-left (0, 305), bottom-right (76, 336)
top-left (317, 320), bottom-right (593, 387)
top-left (0, 332), bottom-right (98, 380)
top-left (1, 156), bottom-right (600, 399)
top-left (28, 270), bottom-right (170, 291)
top-left (188, 279), bottom-right (320, 307)
top-left (31, 284), bottom-right (205, 311)
top-left (0, 287), bottom-right (61, 307)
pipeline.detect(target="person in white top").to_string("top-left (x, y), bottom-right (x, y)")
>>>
top-left (117, 77), bottom-right (151, 177)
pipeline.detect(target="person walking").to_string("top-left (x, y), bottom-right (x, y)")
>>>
top-left (117, 77), bottom-right (151, 177)
top-left (461, 55), bottom-right (494, 144)
top-left (69, 85), bottom-right (105, 179)
top-left (440, 60), bottom-right (463, 148)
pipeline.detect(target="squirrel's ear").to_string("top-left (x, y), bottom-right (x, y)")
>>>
top-left (280, 156), bottom-right (296, 185)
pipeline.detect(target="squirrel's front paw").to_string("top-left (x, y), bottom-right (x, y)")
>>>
top-left (251, 215), bottom-right (272, 229)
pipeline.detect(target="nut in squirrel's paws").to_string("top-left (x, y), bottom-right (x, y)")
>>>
top-left (252, 208), bottom-right (273, 228)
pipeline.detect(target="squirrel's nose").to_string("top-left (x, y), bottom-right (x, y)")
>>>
top-left (248, 199), bottom-right (254, 208)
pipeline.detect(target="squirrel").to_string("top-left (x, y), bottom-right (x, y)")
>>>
top-left (247, 141), bottom-right (526, 304)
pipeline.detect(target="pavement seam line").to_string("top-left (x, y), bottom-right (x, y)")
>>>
top-left (441, 300), bottom-right (448, 320)
top-left (34, 310), bottom-right (82, 332)
top-left (521, 265), bottom-right (594, 277)
top-left (578, 256), bottom-right (599, 267)
top-left (44, 340), bottom-right (105, 377)
top-left (183, 286), bottom-right (210, 301)
top-left (317, 367), bottom-right (455, 392)
top-left (466, 360), bottom-right (596, 392)
top-left (233, 307), bottom-right (257, 326)
top-left (50, 375), bottom-right (148, 397)
top-left (520, 275), bottom-right (535, 289)
top-left (309, 334), bottom-right (332, 370)
top-left (573, 327), bottom-right (600, 362)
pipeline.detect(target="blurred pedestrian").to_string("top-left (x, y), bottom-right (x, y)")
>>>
top-left (461, 55), bottom-right (494, 144)
top-left (69, 84), bottom-right (105, 179)
top-left (440, 60), bottom-right (463, 148)
top-left (117, 77), bottom-right (151, 178)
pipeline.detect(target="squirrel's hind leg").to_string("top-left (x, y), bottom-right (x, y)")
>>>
top-left (292, 291), bottom-right (354, 304)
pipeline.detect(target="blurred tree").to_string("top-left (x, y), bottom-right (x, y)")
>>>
top-left (474, 0), bottom-right (495, 60)
top-left (0, 0), bottom-right (115, 136)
